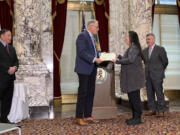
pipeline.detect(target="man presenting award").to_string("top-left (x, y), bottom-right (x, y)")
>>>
top-left (74, 20), bottom-right (103, 126)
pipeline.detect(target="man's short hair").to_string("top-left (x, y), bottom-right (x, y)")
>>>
top-left (87, 20), bottom-right (97, 27)
top-left (146, 33), bottom-right (155, 38)
top-left (0, 29), bottom-right (10, 37)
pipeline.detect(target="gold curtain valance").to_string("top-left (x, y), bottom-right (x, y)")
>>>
top-left (95, 0), bottom-right (104, 5)
top-left (57, 0), bottom-right (65, 4)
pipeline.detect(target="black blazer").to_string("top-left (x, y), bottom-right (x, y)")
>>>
top-left (0, 41), bottom-right (19, 81)
top-left (142, 45), bottom-right (168, 80)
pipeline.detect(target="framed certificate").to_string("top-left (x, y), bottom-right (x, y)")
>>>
top-left (100, 52), bottom-right (116, 61)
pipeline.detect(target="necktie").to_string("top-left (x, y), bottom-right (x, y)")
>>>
top-left (91, 36), bottom-right (97, 57)
top-left (6, 45), bottom-right (10, 54)
top-left (149, 47), bottom-right (152, 59)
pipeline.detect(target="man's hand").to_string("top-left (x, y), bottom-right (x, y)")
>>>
top-left (8, 67), bottom-right (16, 75)
top-left (112, 59), bottom-right (116, 63)
top-left (95, 58), bottom-right (103, 64)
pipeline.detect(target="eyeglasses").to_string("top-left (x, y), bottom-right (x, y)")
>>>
top-left (91, 25), bottom-right (99, 29)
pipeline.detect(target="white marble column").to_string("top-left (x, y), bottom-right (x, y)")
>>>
top-left (13, 0), bottom-right (53, 106)
top-left (109, 0), bottom-right (129, 98)
top-left (109, 0), bottom-right (152, 101)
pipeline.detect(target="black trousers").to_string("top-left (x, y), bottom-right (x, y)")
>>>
top-left (0, 79), bottom-right (14, 122)
top-left (146, 76), bottom-right (165, 112)
top-left (128, 90), bottom-right (142, 119)
top-left (76, 68), bottom-right (97, 118)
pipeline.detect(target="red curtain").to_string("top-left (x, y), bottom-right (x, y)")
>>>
top-left (0, 0), bottom-right (14, 32)
top-left (177, 0), bottom-right (180, 26)
top-left (52, 0), bottom-right (67, 98)
top-left (152, 0), bottom-right (155, 25)
top-left (94, 0), bottom-right (109, 52)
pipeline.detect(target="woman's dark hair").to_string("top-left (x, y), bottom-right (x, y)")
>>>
top-left (128, 31), bottom-right (142, 57)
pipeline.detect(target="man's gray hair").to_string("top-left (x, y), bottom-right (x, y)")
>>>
top-left (87, 20), bottom-right (98, 27)
top-left (146, 33), bottom-right (155, 38)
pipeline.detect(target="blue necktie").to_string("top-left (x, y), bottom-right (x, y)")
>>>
top-left (90, 36), bottom-right (97, 57)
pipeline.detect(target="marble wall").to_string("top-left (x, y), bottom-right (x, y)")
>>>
top-left (109, 0), bottom-right (152, 100)
top-left (13, 0), bottom-right (53, 106)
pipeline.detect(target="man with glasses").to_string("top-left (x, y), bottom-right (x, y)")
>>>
top-left (74, 20), bottom-right (102, 126)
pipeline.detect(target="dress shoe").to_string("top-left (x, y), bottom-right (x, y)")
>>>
top-left (83, 117), bottom-right (97, 123)
top-left (75, 118), bottom-right (88, 126)
top-left (126, 118), bottom-right (143, 126)
top-left (145, 111), bottom-right (156, 116)
top-left (156, 112), bottom-right (165, 117)
top-left (125, 117), bottom-right (134, 123)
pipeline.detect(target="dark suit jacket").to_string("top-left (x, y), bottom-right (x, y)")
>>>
top-left (0, 41), bottom-right (19, 82)
top-left (116, 45), bottom-right (145, 93)
top-left (142, 45), bottom-right (168, 81)
top-left (74, 30), bottom-right (98, 75)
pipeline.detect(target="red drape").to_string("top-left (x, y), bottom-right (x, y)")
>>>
top-left (177, 0), bottom-right (180, 26)
top-left (94, 0), bottom-right (109, 52)
top-left (0, 0), bottom-right (14, 32)
top-left (52, 0), bottom-right (67, 98)
top-left (152, 0), bottom-right (155, 25)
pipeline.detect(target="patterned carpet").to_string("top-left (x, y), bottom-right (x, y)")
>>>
top-left (3, 112), bottom-right (180, 135)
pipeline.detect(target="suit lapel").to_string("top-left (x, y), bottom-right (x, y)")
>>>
top-left (85, 30), bottom-right (96, 55)
top-left (145, 48), bottom-right (149, 61)
top-left (0, 42), bottom-right (12, 59)
top-left (149, 45), bottom-right (157, 60)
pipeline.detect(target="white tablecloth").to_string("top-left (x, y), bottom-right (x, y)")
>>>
top-left (8, 82), bottom-right (29, 123)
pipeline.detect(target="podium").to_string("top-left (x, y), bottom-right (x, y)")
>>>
top-left (92, 62), bottom-right (117, 119)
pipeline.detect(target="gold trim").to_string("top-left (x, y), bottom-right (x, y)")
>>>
top-left (54, 98), bottom-right (62, 107)
top-left (51, 12), bottom-right (57, 34)
top-left (67, 2), bottom-right (92, 11)
top-left (155, 5), bottom-right (178, 14)
top-left (105, 11), bottom-right (110, 33)
top-left (54, 51), bottom-right (60, 62)
top-left (165, 90), bottom-right (180, 100)
top-left (5, 0), bottom-right (9, 5)
top-left (95, 0), bottom-right (104, 5)
top-left (178, 0), bottom-right (180, 7)
top-left (62, 94), bottom-right (77, 104)
top-left (57, 0), bottom-right (65, 4)
top-left (152, 0), bottom-right (155, 6)
top-left (105, 11), bottom-right (109, 20)
top-left (52, 12), bottom-right (57, 20)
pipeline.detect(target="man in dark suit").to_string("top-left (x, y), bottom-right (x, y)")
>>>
top-left (142, 33), bottom-right (168, 117)
top-left (0, 29), bottom-right (19, 123)
top-left (74, 20), bottom-right (102, 126)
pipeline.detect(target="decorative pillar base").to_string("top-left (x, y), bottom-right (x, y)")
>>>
top-left (16, 57), bottom-right (52, 107)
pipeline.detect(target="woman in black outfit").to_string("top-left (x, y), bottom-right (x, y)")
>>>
top-left (114, 31), bottom-right (145, 125)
